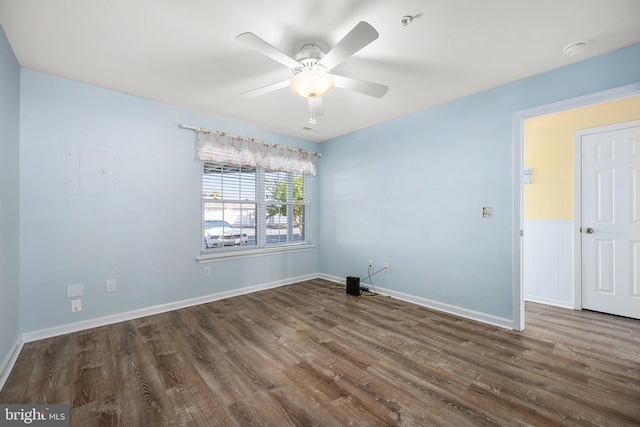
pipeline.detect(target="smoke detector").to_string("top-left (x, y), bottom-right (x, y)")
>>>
top-left (400, 15), bottom-right (413, 27)
top-left (563, 40), bottom-right (589, 56)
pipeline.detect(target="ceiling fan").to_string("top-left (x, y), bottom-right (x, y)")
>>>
top-left (236, 21), bottom-right (388, 124)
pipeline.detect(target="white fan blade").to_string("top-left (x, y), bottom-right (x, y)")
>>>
top-left (236, 32), bottom-right (301, 70)
top-left (239, 79), bottom-right (291, 99)
top-left (332, 74), bottom-right (388, 98)
top-left (316, 22), bottom-right (379, 71)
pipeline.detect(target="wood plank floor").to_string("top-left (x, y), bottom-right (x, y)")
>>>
top-left (1, 278), bottom-right (639, 426)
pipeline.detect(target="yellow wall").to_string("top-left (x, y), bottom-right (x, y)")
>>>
top-left (524, 95), bottom-right (640, 220)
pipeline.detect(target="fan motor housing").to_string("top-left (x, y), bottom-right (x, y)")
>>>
top-left (293, 43), bottom-right (325, 70)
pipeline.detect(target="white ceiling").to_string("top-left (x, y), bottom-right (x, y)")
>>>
top-left (1, 1), bottom-right (639, 142)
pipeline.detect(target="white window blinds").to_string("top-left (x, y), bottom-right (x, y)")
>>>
top-left (197, 130), bottom-right (318, 176)
top-left (201, 163), bottom-right (311, 252)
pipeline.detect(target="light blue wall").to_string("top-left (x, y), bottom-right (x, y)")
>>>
top-left (19, 69), bottom-right (320, 333)
top-left (0, 26), bottom-right (21, 370)
top-left (10, 37), bottom-right (640, 335)
top-left (318, 43), bottom-right (640, 320)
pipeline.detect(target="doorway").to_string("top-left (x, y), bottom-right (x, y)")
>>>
top-left (513, 83), bottom-right (640, 331)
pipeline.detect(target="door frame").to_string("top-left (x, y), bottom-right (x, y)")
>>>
top-left (512, 82), bottom-right (640, 331)
top-left (573, 120), bottom-right (640, 311)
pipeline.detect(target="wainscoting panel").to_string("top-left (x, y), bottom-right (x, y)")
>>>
top-left (523, 220), bottom-right (574, 308)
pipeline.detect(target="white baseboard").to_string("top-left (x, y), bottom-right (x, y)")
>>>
top-left (318, 273), bottom-right (344, 283)
top-left (22, 273), bottom-right (318, 343)
top-left (525, 294), bottom-right (575, 310)
top-left (4, 273), bottom-right (525, 392)
top-left (376, 287), bottom-right (514, 330)
top-left (0, 336), bottom-right (24, 392)
top-left (318, 274), bottom-right (514, 330)
top-left (21, 272), bottom-right (515, 344)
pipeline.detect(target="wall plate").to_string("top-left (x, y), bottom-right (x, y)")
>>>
top-left (67, 283), bottom-right (83, 298)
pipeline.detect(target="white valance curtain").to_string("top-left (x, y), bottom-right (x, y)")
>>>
top-left (197, 129), bottom-right (319, 176)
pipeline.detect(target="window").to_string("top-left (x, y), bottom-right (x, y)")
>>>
top-left (201, 162), bottom-right (310, 253)
top-left (194, 127), bottom-right (318, 257)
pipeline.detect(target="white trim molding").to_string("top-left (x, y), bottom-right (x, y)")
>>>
top-left (524, 295), bottom-right (574, 310)
top-left (15, 272), bottom-right (516, 358)
top-left (197, 244), bottom-right (315, 263)
top-left (319, 273), bottom-right (513, 330)
top-left (22, 273), bottom-right (318, 343)
top-left (376, 287), bottom-right (514, 330)
top-left (0, 336), bottom-right (24, 392)
top-left (318, 273), bottom-right (346, 283)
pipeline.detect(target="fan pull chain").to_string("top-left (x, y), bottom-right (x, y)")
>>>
top-left (309, 99), bottom-right (317, 125)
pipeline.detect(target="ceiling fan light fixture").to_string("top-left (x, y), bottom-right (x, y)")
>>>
top-left (290, 69), bottom-right (334, 99)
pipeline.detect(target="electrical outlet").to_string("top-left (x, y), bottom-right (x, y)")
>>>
top-left (368, 260), bottom-right (374, 268)
top-left (204, 266), bottom-right (211, 277)
top-left (105, 279), bottom-right (117, 293)
top-left (384, 262), bottom-right (390, 272)
top-left (71, 299), bottom-right (82, 312)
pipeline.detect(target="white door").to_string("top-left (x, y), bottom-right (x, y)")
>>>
top-left (580, 121), bottom-right (640, 319)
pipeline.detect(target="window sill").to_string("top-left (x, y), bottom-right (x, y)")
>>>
top-left (196, 243), bottom-right (315, 263)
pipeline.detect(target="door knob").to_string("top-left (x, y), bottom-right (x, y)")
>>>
top-left (585, 227), bottom-right (594, 234)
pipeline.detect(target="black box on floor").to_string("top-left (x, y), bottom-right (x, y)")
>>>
top-left (346, 276), bottom-right (360, 296)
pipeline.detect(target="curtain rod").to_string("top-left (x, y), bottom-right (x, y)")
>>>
top-left (179, 124), bottom-right (322, 157)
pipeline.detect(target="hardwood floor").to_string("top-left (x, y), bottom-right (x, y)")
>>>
top-left (1, 278), bottom-right (639, 426)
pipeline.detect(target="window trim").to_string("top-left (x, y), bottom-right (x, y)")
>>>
top-left (196, 243), bottom-right (315, 263)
